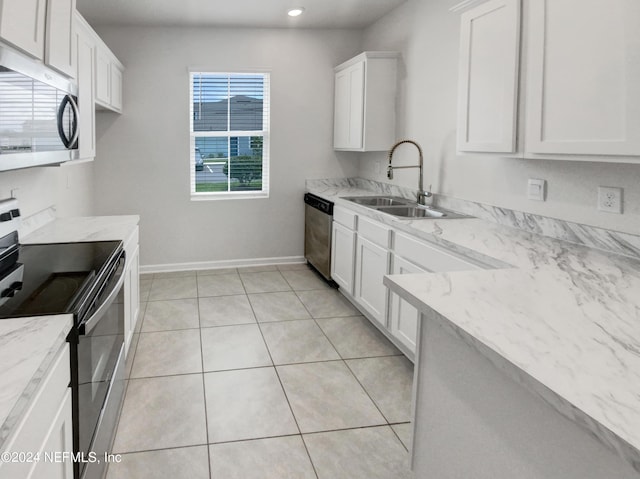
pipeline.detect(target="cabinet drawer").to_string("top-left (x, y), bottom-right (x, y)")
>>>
top-left (394, 231), bottom-right (480, 273)
top-left (358, 216), bottom-right (391, 248)
top-left (334, 206), bottom-right (357, 230)
top-left (1, 343), bottom-right (71, 476)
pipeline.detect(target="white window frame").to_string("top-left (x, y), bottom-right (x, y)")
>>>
top-left (189, 71), bottom-right (270, 200)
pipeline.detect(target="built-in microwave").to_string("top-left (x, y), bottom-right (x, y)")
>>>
top-left (0, 44), bottom-right (79, 171)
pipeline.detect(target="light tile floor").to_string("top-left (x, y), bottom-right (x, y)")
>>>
top-left (107, 264), bottom-right (415, 479)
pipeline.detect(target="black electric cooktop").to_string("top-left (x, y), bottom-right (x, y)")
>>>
top-left (0, 238), bottom-right (122, 320)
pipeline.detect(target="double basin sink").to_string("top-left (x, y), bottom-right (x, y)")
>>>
top-left (342, 196), bottom-right (470, 219)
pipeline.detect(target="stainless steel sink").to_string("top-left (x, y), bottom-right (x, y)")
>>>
top-left (376, 206), bottom-right (446, 218)
top-left (341, 195), bottom-right (471, 219)
top-left (342, 196), bottom-right (410, 207)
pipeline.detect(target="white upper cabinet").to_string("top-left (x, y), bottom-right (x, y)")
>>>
top-left (75, 12), bottom-right (95, 160)
top-left (524, 0), bottom-right (640, 157)
top-left (334, 61), bottom-right (364, 150)
top-left (334, 52), bottom-right (398, 152)
top-left (0, 0), bottom-right (47, 59)
top-left (457, 0), bottom-right (520, 153)
top-left (95, 44), bottom-right (123, 113)
top-left (0, 0), bottom-right (76, 77)
top-left (45, 0), bottom-right (76, 77)
top-left (457, 0), bottom-right (640, 161)
top-left (110, 61), bottom-right (123, 111)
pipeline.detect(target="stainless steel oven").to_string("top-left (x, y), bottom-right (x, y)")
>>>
top-left (0, 44), bottom-right (79, 171)
top-left (72, 249), bottom-right (126, 479)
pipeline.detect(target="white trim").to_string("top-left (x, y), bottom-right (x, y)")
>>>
top-left (190, 191), bottom-right (269, 201)
top-left (450, 0), bottom-right (488, 12)
top-left (140, 256), bottom-right (306, 274)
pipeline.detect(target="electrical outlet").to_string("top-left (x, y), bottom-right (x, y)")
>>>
top-left (527, 179), bottom-right (546, 201)
top-left (597, 186), bottom-right (623, 214)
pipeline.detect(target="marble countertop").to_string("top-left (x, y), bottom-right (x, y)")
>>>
top-left (0, 215), bottom-right (140, 451)
top-left (0, 315), bottom-right (73, 450)
top-left (22, 215), bottom-right (140, 244)
top-left (307, 180), bottom-right (640, 470)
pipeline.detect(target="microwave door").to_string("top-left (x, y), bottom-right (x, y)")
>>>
top-left (0, 45), bottom-right (79, 171)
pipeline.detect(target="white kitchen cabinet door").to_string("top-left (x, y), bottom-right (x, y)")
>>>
top-left (354, 235), bottom-right (390, 327)
top-left (331, 221), bottom-right (356, 295)
top-left (110, 63), bottom-right (123, 112)
top-left (29, 389), bottom-right (73, 479)
top-left (525, 0), bottom-right (640, 156)
top-left (45, 0), bottom-right (76, 77)
top-left (333, 52), bottom-right (397, 152)
top-left (95, 48), bottom-right (111, 106)
top-left (0, 344), bottom-right (71, 479)
top-left (0, 0), bottom-right (46, 59)
top-left (334, 62), bottom-right (364, 150)
top-left (457, 0), bottom-right (520, 153)
top-left (75, 14), bottom-right (95, 160)
top-left (388, 255), bottom-right (425, 358)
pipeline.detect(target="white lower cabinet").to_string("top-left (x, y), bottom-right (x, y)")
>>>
top-left (388, 256), bottom-right (426, 358)
top-left (29, 389), bottom-right (73, 479)
top-left (354, 235), bottom-right (390, 327)
top-left (331, 221), bottom-right (356, 294)
top-left (123, 228), bottom-right (140, 357)
top-left (330, 204), bottom-right (484, 360)
top-left (0, 343), bottom-right (73, 479)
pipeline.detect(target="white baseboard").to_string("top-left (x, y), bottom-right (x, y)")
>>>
top-left (140, 255), bottom-right (306, 274)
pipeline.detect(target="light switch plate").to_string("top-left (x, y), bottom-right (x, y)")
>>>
top-left (527, 179), bottom-right (546, 201)
top-left (597, 186), bottom-right (623, 214)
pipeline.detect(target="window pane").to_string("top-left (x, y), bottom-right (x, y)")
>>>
top-left (194, 137), bottom-right (229, 193)
top-left (195, 137), bottom-right (228, 159)
top-left (192, 74), bottom-right (228, 132)
top-left (229, 136), bottom-right (263, 192)
top-left (229, 75), bottom-right (263, 131)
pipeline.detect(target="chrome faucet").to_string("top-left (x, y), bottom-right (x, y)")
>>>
top-left (387, 139), bottom-right (432, 205)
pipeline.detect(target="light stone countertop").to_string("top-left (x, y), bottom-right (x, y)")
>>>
top-left (0, 315), bottom-right (73, 451)
top-left (22, 215), bottom-right (140, 244)
top-left (0, 215), bottom-right (140, 451)
top-left (307, 180), bottom-right (640, 471)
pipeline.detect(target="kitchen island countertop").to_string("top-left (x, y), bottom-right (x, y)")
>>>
top-left (307, 180), bottom-right (640, 471)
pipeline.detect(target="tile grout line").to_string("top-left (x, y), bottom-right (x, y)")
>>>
top-left (195, 273), bottom-right (214, 479)
top-left (246, 288), bottom-right (321, 479)
top-left (297, 281), bottom-right (411, 449)
top-left (117, 268), bottom-right (413, 476)
top-left (106, 298), bottom-right (148, 475)
top-left (288, 275), bottom-right (402, 430)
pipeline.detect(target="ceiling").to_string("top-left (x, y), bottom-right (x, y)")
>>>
top-left (76, 0), bottom-right (407, 29)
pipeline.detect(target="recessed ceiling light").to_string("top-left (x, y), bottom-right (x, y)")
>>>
top-left (287, 7), bottom-right (305, 17)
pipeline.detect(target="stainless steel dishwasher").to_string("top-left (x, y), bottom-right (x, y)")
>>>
top-left (304, 193), bottom-right (334, 280)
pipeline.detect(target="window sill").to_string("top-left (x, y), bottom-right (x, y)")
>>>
top-left (190, 191), bottom-right (269, 201)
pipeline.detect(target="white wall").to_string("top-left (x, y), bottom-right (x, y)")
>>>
top-left (359, 0), bottom-right (640, 235)
top-left (0, 161), bottom-right (94, 220)
top-left (92, 25), bottom-right (361, 267)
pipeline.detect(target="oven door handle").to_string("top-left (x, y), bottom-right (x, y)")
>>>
top-left (80, 268), bottom-right (126, 335)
